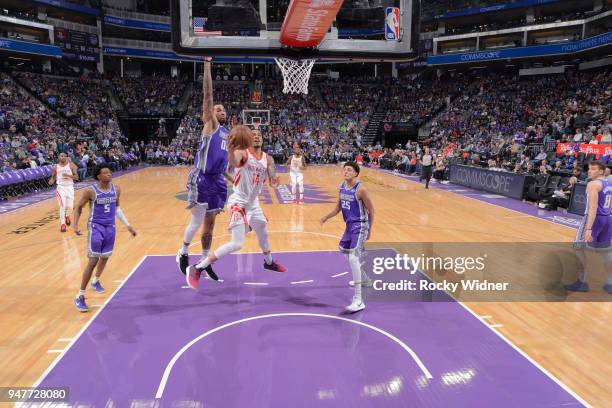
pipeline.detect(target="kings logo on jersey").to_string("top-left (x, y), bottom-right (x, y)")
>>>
top-left (385, 7), bottom-right (400, 41)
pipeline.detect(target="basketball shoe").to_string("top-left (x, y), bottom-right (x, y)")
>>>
top-left (564, 280), bottom-right (590, 292)
top-left (186, 265), bottom-right (201, 289)
top-left (186, 264), bottom-right (218, 289)
top-left (345, 296), bottom-right (365, 313)
top-left (176, 250), bottom-right (189, 275)
top-left (65, 215), bottom-right (71, 226)
top-left (299, 198), bottom-right (305, 204)
top-left (74, 295), bottom-right (88, 312)
top-left (60, 224), bottom-right (67, 232)
top-left (264, 260), bottom-right (287, 272)
top-left (91, 280), bottom-right (105, 293)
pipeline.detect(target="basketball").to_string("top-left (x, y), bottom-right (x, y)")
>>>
top-left (229, 125), bottom-right (253, 149)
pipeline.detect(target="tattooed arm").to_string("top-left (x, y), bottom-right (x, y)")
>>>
top-left (267, 155), bottom-right (279, 188)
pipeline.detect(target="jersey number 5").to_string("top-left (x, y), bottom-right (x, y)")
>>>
top-left (104, 204), bottom-right (111, 213)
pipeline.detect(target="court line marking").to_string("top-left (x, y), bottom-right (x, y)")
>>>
top-left (47, 350), bottom-right (64, 354)
top-left (456, 302), bottom-right (590, 407)
top-left (479, 315), bottom-right (492, 319)
top-left (57, 338), bottom-right (73, 342)
top-left (290, 280), bottom-right (314, 284)
top-left (0, 165), bottom-right (148, 217)
top-left (405, 265), bottom-right (592, 407)
top-left (155, 312), bottom-right (433, 398)
top-left (332, 272), bottom-right (349, 278)
top-left (30, 256), bottom-right (147, 389)
top-left (33, 250), bottom-right (589, 407)
top-left (489, 324), bottom-right (504, 328)
top-left (375, 168), bottom-right (577, 231)
top-left (372, 245), bottom-right (591, 407)
top-left (150, 249), bottom-right (339, 257)
top-left (243, 282), bottom-right (269, 286)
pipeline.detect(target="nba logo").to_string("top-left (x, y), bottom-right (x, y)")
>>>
top-left (385, 7), bottom-right (400, 41)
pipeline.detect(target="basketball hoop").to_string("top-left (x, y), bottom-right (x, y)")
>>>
top-left (274, 57), bottom-right (315, 95)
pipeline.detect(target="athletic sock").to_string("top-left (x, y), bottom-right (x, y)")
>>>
top-left (348, 254), bottom-right (363, 300)
top-left (181, 242), bottom-right (190, 255)
top-left (196, 257), bottom-right (211, 270)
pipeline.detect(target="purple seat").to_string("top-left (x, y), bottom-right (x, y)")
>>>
top-left (20, 169), bottom-right (34, 181)
top-left (7, 171), bottom-right (22, 185)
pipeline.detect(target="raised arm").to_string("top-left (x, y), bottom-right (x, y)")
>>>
top-left (227, 140), bottom-right (248, 169)
top-left (267, 155), bottom-right (279, 188)
top-left (73, 188), bottom-right (93, 235)
top-left (224, 164), bottom-right (235, 184)
top-left (202, 59), bottom-right (218, 136)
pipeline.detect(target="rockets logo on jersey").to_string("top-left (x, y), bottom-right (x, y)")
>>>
top-left (385, 7), bottom-right (400, 41)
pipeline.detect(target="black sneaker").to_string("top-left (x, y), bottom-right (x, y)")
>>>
top-left (176, 250), bottom-right (189, 275)
top-left (263, 260), bottom-right (287, 273)
top-left (203, 265), bottom-right (219, 281)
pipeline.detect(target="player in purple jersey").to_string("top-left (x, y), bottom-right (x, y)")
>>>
top-left (567, 161), bottom-right (612, 294)
top-left (177, 58), bottom-right (231, 279)
top-left (72, 165), bottom-right (137, 312)
top-left (320, 162), bottom-right (375, 313)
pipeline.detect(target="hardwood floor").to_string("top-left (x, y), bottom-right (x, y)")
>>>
top-left (0, 166), bottom-right (609, 406)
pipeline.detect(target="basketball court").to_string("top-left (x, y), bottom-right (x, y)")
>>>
top-left (0, 0), bottom-right (610, 406)
top-left (1, 166), bottom-right (610, 407)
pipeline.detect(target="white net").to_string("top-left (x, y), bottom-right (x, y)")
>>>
top-left (274, 57), bottom-right (316, 95)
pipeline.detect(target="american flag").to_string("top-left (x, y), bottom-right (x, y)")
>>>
top-left (193, 17), bottom-right (222, 36)
top-left (193, 17), bottom-right (206, 33)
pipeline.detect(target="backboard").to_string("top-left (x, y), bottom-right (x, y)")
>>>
top-left (242, 109), bottom-right (270, 126)
top-left (171, 0), bottom-right (415, 61)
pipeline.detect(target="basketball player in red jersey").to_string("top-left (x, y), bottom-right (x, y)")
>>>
top-left (286, 148), bottom-right (306, 204)
top-left (186, 126), bottom-right (287, 289)
top-left (48, 153), bottom-right (78, 232)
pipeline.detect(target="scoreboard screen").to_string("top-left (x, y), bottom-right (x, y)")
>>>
top-left (54, 28), bottom-right (100, 62)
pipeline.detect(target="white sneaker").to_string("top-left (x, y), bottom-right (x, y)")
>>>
top-left (345, 297), bottom-right (365, 313)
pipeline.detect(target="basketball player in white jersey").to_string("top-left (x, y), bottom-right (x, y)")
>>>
top-left (48, 152), bottom-right (78, 232)
top-left (186, 126), bottom-right (287, 289)
top-left (286, 148), bottom-right (306, 204)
